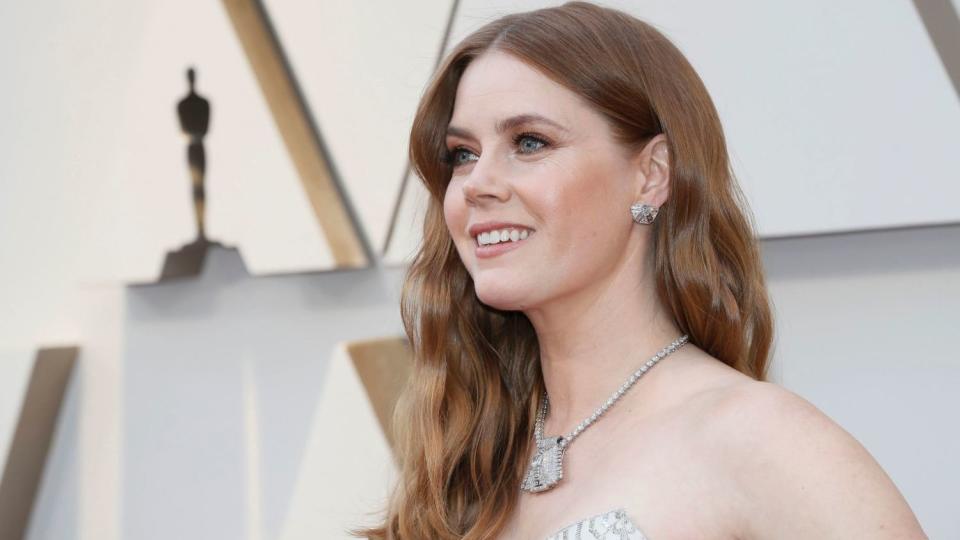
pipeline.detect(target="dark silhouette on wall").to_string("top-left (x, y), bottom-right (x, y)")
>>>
top-left (178, 67), bottom-right (211, 241)
top-left (158, 66), bottom-right (227, 282)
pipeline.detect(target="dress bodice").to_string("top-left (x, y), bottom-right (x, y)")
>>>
top-left (545, 508), bottom-right (649, 539)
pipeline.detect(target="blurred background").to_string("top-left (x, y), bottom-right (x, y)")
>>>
top-left (1, 1), bottom-right (958, 538)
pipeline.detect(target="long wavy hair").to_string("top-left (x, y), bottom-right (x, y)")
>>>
top-left (356, 2), bottom-right (774, 538)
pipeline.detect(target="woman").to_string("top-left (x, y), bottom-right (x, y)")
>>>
top-left (358, 2), bottom-right (927, 538)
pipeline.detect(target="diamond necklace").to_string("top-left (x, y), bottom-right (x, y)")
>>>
top-left (520, 334), bottom-right (690, 493)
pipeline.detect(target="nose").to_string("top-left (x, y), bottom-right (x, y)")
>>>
top-left (461, 155), bottom-right (511, 206)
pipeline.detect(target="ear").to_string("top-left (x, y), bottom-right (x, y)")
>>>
top-left (633, 134), bottom-right (671, 207)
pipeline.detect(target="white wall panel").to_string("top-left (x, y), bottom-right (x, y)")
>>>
top-left (612, 0), bottom-right (960, 237)
top-left (278, 344), bottom-right (396, 540)
top-left (264, 0), bottom-right (455, 254)
top-left (108, 248), bottom-right (402, 540)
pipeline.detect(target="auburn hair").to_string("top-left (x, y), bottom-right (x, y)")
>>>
top-left (355, 2), bottom-right (773, 538)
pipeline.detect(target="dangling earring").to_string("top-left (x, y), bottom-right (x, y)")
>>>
top-left (630, 202), bottom-right (659, 225)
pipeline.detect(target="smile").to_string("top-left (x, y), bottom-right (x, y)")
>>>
top-left (475, 227), bottom-right (531, 246)
top-left (475, 229), bottom-right (533, 259)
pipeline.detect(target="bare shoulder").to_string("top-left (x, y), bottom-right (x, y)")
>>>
top-left (701, 379), bottom-right (928, 539)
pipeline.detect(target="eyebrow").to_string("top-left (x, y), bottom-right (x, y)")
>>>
top-left (446, 113), bottom-right (569, 140)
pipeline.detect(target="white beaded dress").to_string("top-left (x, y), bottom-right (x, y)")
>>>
top-left (545, 508), bottom-right (649, 539)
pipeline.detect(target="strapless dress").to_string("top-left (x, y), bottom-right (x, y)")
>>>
top-left (545, 508), bottom-right (649, 540)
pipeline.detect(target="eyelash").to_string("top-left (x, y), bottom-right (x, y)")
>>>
top-left (443, 132), bottom-right (551, 167)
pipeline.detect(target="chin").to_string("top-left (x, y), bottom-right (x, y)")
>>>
top-left (473, 282), bottom-right (529, 312)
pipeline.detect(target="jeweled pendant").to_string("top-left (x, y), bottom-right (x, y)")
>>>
top-left (521, 436), bottom-right (565, 493)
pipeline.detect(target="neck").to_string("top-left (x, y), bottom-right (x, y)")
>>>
top-left (523, 252), bottom-right (682, 437)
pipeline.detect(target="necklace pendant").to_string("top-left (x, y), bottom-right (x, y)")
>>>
top-left (521, 436), bottom-right (565, 493)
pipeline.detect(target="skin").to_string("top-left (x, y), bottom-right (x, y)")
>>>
top-left (442, 50), bottom-right (927, 539)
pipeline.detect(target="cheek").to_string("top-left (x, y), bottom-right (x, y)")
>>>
top-left (549, 169), bottom-right (621, 229)
top-left (443, 182), bottom-right (472, 257)
top-left (535, 163), bottom-right (628, 262)
top-left (443, 182), bottom-right (462, 229)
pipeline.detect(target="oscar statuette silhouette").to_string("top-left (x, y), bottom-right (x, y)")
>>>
top-left (159, 67), bottom-right (225, 280)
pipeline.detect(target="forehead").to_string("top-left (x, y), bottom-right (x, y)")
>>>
top-left (449, 50), bottom-right (587, 128)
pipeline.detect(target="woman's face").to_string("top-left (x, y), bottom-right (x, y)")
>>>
top-left (443, 50), bottom-right (657, 312)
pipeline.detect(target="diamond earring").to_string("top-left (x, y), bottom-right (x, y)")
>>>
top-left (630, 202), bottom-right (659, 225)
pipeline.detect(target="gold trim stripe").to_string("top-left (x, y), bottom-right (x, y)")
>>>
top-left (346, 337), bottom-right (413, 456)
top-left (0, 347), bottom-right (78, 540)
top-left (221, 0), bottom-right (369, 268)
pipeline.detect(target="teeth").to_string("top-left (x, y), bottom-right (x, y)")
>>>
top-left (476, 228), bottom-right (533, 246)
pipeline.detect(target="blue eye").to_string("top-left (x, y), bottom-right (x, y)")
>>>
top-left (447, 147), bottom-right (478, 167)
top-left (515, 133), bottom-right (548, 154)
top-left (443, 132), bottom-right (551, 168)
